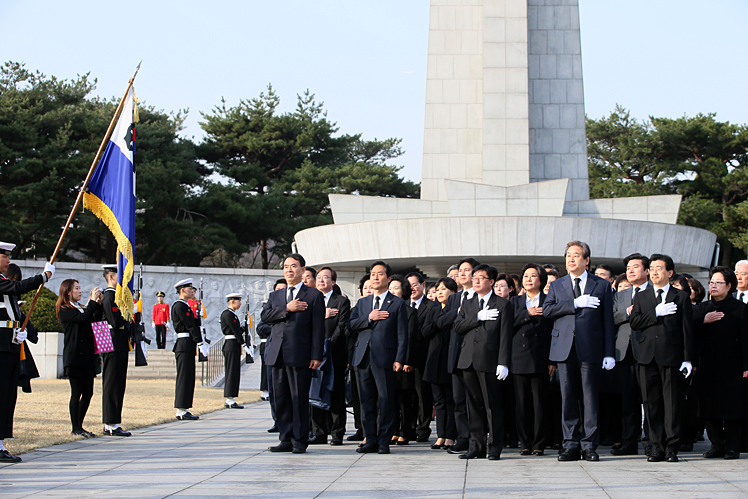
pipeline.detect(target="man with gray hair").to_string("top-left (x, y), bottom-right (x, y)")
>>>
top-left (734, 260), bottom-right (748, 303)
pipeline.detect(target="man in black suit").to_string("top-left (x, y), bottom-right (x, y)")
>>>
top-left (100, 264), bottom-right (132, 437)
top-left (453, 264), bottom-right (513, 460)
top-left (611, 253), bottom-right (650, 456)
top-left (310, 266), bottom-right (351, 446)
top-left (261, 253), bottom-right (325, 454)
top-left (437, 257), bottom-right (480, 454)
top-left (630, 254), bottom-right (694, 463)
top-left (405, 272), bottom-right (434, 443)
top-left (543, 241), bottom-right (616, 462)
top-left (348, 260), bottom-right (408, 454)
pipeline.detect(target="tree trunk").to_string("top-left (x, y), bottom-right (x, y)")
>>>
top-left (721, 238), bottom-right (733, 267)
top-left (261, 239), bottom-right (268, 269)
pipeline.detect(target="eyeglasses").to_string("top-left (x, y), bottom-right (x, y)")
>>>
top-left (471, 275), bottom-right (490, 282)
top-left (708, 281), bottom-right (726, 286)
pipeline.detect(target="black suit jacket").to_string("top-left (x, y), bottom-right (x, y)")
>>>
top-left (435, 290), bottom-right (469, 374)
top-left (324, 292), bottom-right (351, 366)
top-left (220, 308), bottom-right (243, 353)
top-left (405, 298), bottom-right (433, 370)
top-left (613, 287), bottom-right (642, 362)
top-left (348, 292), bottom-right (408, 369)
top-left (261, 283), bottom-right (325, 368)
top-left (59, 301), bottom-right (101, 369)
top-left (422, 302), bottom-right (452, 384)
top-left (510, 293), bottom-right (553, 375)
top-left (629, 285), bottom-right (694, 367)
top-left (454, 292), bottom-right (513, 373)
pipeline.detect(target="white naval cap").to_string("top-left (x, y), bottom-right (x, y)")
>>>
top-left (174, 278), bottom-right (193, 291)
top-left (226, 292), bottom-right (243, 301)
top-left (101, 264), bottom-right (118, 273)
top-left (0, 242), bottom-right (16, 256)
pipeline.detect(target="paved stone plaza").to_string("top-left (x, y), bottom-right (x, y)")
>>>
top-left (1, 361), bottom-right (746, 499)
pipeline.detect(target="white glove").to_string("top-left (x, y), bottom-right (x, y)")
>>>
top-left (680, 361), bottom-right (692, 378)
top-left (655, 302), bottom-right (678, 317)
top-left (573, 295), bottom-right (600, 309)
top-left (477, 309), bottom-right (500, 321)
top-left (151, 322), bottom-right (156, 327)
top-left (602, 357), bottom-right (615, 370)
top-left (199, 343), bottom-right (210, 357)
top-left (44, 262), bottom-right (55, 276)
top-left (495, 365), bottom-right (509, 381)
top-left (14, 329), bottom-right (28, 343)
top-left (243, 344), bottom-right (252, 355)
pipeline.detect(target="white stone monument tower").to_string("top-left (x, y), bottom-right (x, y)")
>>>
top-left (294, 0), bottom-right (716, 277)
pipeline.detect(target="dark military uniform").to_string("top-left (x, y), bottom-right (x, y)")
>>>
top-left (172, 299), bottom-right (201, 409)
top-left (101, 287), bottom-right (130, 426)
top-left (220, 308), bottom-right (243, 398)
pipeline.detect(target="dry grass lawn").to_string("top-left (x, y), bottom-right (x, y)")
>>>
top-left (7, 379), bottom-right (260, 455)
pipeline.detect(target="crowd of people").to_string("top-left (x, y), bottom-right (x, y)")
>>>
top-left (2, 238), bottom-right (747, 465)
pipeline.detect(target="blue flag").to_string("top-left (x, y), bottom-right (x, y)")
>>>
top-left (83, 87), bottom-right (137, 320)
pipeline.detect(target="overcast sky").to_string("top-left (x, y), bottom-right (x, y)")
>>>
top-left (2, 1), bottom-right (745, 183)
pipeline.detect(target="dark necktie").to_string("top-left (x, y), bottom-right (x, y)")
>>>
top-left (374, 295), bottom-right (380, 310)
top-left (740, 292), bottom-right (745, 303)
top-left (461, 291), bottom-right (467, 304)
top-left (411, 301), bottom-right (416, 309)
top-left (574, 278), bottom-right (582, 298)
top-left (287, 286), bottom-right (294, 303)
top-left (479, 298), bottom-right (484, 310)
top-left (657, 289), bottom-right (663, 302)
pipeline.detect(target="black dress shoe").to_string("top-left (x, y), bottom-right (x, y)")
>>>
top-left (724, 450), bottom-right (740, 460)
top-left (0, 450), bottom-right (21, 463)
top-left (558, 448), bottom-right (581, 461)
top-left (611, 444), bottom-right (638, 456)
top-left (104, 426), bottom-right (132, 436)
top-left (447, 442), bottom-right (469, 454)
top-left (292, 446), bottom-right (307, 454)
top-left (224, 402), bottom-right (244, 409)
top-left (330, 439), bottom-right (343, 446)
top-left (378, 445), bottom-right (391, 454)
top-left (487, 453), bottom-right (501, 460)
top-left (416, 435), bottom-right (430, 443)
top-left (308, 436), bottom-right (327, 445)
top-left (533, 450), bottom-right (544, 456)
top-left (583, 449), bottom-right (599, 462)
top-left (269, 442), bottom-right (293, 452)
top-left (647, 453), bottom-right (664, 462)
top-left (520, 449), bottom-right (532, 456)
top-left (431, 442), bottom-right (443, 449)
top-left (176, 412), bottom-right (199, 421)
top-left (644, 444), bottom-right (653, 457)
top-left (267, 425), bottom-right (279, 433)
top-left (346, 430), bottom-right (364, 441)
top-left (459, 450), bottom-right (485, 460)
top-left (82, 430), bottom-right (96, 438)
top-left (356, 443), bottom-right (379, 453)
top-left (703, 449), bottom-right (725, 458)
top-left (665, 452), bottom-right (678, 463)
top-left (396, 439), bottom-right (409, 446)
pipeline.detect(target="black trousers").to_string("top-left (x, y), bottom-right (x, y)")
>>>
top-left (271, 352), bottom-right (313, 447)
top-left (413, 368), bottom-right (434, 439)
top-left (350, 367), bottom-right (363, 432)
top-left (174, 351), bottom-right (196, 409)
top-left (639, 362), bottom-right (683, 454)
top-left (356, 349), bottom-right (397, 449)
top-left (396, 382), bottom-right (416, 440)
top-left (705, 419), bottom-right (743, 454)
top-left (557, 343), bottom-right (601, 451)
top-left (620, 352), bottom-right (644, 446)
top-left (69, 376), bottom-right (94, 432)
top-left (0, 352), bottom-right (20, 440)
top-left (461, 366), bottom-right (505, 456)
top-left (155, 325), bottom-right (167, 349)
top-left (102, 350), bottom-right (128, 425)
top-left (259, 341), bottom-right (268, 392)
top-left (452, 371), bottom-right (470, 445)
top-left (431, 381), bottom-right (457, 440)
top-left (311, 355), bottom-right (347, 441)
top-left (223, 345), bottom-right (241, 398)
top-left (514, 372), bottom-right (550, 451)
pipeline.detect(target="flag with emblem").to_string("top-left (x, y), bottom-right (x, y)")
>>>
top-left (83, 87), bottom-right (138, 321)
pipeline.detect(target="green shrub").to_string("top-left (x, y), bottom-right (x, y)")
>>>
top-left (20, 286), bottom-right (62, 332)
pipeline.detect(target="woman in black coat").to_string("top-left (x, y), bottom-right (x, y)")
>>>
top-left (510, 263), bottom-right (555, 456)
top-left (695, 266), bottom-right (748, 459)
top-left (422, 277), bottom-right (459, 449)
top-left (389, 275), bottom-right (418, 444)
top-left (56, 279), bottom-right (102, 437)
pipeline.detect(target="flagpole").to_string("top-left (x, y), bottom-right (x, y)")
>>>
top-left (19, 62), bottom-right (142, 332)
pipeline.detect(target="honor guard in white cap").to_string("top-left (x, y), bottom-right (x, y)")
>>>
top-left (152, 291), bottom-right (169, 349)
top-left (221, 293), bottom-right (245, 409)
top-left (172, 278), bottom-right (206, 420)
top-left (0, 242), bottom-right (54, 462)
top-left (100, 264), bottom-right (132, 437)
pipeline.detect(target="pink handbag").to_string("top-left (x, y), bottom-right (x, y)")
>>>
top-left (92, 320), bottom-right (115, 353)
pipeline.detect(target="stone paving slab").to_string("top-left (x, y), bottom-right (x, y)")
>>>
top-left (1, 360), bottom-right (747, 498)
